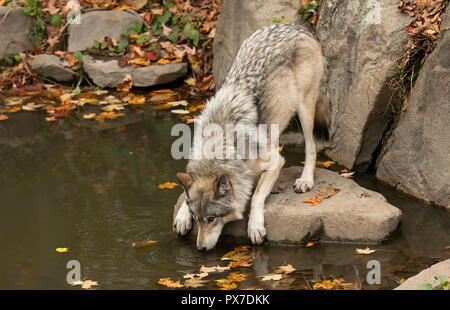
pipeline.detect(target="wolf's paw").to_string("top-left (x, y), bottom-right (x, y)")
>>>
top-left (173, 204), bottom-right (192, 237)
top-left (247, 212), bottom-right (266, 245)
top-left (294, 177), bottom-right (314, 193)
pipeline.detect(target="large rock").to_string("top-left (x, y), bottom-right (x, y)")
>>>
top-left (0, 7), bottom-right (33, 58)
top-left (376, 9), bottom-right (450, 210)
top-left (395, 259), bottom-right (450, 290)
top-left (173, 166), bottom-right (402, 244)
top-left (68, 10), bottom-right (144, 52)
top-left (31, 54), bottom-right (77, 82)
top-left (83, 55), bottom-right (188, 88)
top-left (316, 0), bottom-right (412, 170)
top-left (213, 0), bottom-right (300, 87)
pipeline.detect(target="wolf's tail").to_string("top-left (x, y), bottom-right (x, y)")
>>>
top-left (313, 60), bottom-right (330, 141)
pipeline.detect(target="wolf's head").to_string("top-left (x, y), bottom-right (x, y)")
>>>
top-left (177, 167), bottom-right (254, 251)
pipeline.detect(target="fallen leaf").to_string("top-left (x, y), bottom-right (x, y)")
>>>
top-left (22, 102), bottom-right (45, 111)
top-left (228, 258), bottom-right (253, 268)
top-left (274, 264), bottom-right (296, 275)
top-left (260, 273), bottom-right (283, 281)
top-left (316, 160), bottom-right (335, 168)
top-left (305, 242), bottom-right (315, 248)
top-left (340, 172), bottom-right (355, 178)
top-left (227, 272), bottom-right (248, 282)
top-left (185, 278), bottom-right (208, 288)
top-left (158, 278), bottom-right (184, 288)
top-left (7, 106), bottom-right (21, 113)
top-left (158, 182), bottom-right (179, 189)
top-left (313, 279), bottom-right (343, 290)
top-left (116, 74), bottom-right (133, 92)
top-left (149, 93), bottom-right (175, 102)
top-left (0, 115), bottom-right (8, 121)
top-left (200, 265), bottom-right (230, 273)
top-left (356, 247), bottom-right (376, 255)
top-left (102, 104), bottom-right (126, 112)
top-left (71, 280), bottom-right (98, 289)
top-left (167, 100), bottom-right (189, 107)
top-left (216, 279), bottom-right (237, 290)
top-left (83, 113), bottom-right (96, 119)
top-left (171, 109), bottom-right (190, 114)
top-left (132, 240), bottom-right (157, 248)
top-left (56, 248), bottom-right (68, 253)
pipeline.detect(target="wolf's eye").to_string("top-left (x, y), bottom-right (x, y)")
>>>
top-left (207, 216), bottom-right (215, 223)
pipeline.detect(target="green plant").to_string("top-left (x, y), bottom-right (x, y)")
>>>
top-left (419, 275), bottom-right (449, 290)
top-left (298, 2), bottom-right (320, 23)
top-left (271, 17), bottom-right (293, 24)
top-left (72, 51), bottom-right (84, 94)
top-left (2, 54), bottom-right (22, 67)
top-left (23, 0), bottom-right (47, 45)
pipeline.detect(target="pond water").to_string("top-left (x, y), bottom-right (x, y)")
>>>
top-left (0, 100), bottom-right (449, 290)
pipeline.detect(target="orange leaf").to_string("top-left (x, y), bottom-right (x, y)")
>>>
top-left (157, 278), bottom-right (184, 288)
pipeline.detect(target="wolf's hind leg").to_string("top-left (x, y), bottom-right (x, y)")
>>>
top-left (248, 152), bottom-right (285, 245)
top-left (294, 95), bottom-right (317, 193)
top-left (173, 200), bottom-right (193, 237)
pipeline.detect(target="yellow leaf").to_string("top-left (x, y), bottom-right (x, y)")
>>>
top-left (316, 160), bottom-right (335, 168)
top-left (158, 182), bottom-right (179, 190)
top-left (7, 106), bottom-right (21, 113)
top-left (116, 74), bottom-right (133, 92)
top-left (83, 113), bottom-right (96, 119)
top-left (277, 145), bottom-right (284, 152)
top-left (216, 279), bottom-right (237, 290)
top-left (260, 273), bottom-right (283, 281)
top-left (185, 77), bottom-right (196, 87)
top-left (185, 278), bottom-right (208, 288)
top-left (158, 278), bottom-right (184, 288)
top-left (274, 264), bottom-right (296, 274)
top-left (200, 265), bottom-right (230, 273)
top-left (132, 240), bottom-right (157, 248)
top-left (305, 242), bottom-right (315, 248)
top-left (0, 114), bottom-right (9, 121)
top-left (56, 248), bottom-right (68, 253)
top-left (356, 247), bottom-right (376, 255)
top-left (227, 272), bottom-right (248, 282)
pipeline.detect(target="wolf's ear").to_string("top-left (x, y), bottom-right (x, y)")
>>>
top-left (216, 175), bottom-right (230, 198)
top-left (177, 172), bottom-right (193, 191)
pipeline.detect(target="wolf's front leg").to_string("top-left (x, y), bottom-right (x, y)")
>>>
top-left (248, 154), bottom-right (285, 245)
top-left (173, 200), bottom-right (193, 237)
top-left (295, 102), bottom-right (317, 193)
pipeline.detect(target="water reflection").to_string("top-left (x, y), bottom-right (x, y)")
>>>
top-left (0, 112), bottom-right (448, 289)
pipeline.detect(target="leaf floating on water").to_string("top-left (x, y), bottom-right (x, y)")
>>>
top-left (216, 279), bottom-right (237, 290)
top-left (228, 258), bottom-right (253, 268)
top-left (185, 278), bottom-right (208, 288)
top-left (22, 102), bottom-right (45, 111)
top-left (356, 247), bottom-right (376, 255)
top-left (305, 242), bottom-right (315, 248)
top-left (167, 100), bottom-right (189, 107)
top-left (274, 264), bottom-right (296, 275)
top-left (260, 273), bottom-right (283, 281)
top-left (157, 278), bottom-right (184, 288)
top-left (71, 280), bottom-right (98, 289)
top-left (56, 248), bottom-right (68, 253)
top-left (149, 93), bottom-right (175, 102)
top-left (221, 245), bottom-right (251, 261)
top-left (227, 272), bottom-right (248, 282)
top-left (200, 265), bottom-right (230, 273)
top-left (7, 106), bottom-right (21, 113)
top-left (313, 279), bottom-right (343, 290)
top-left (171, 109), bottom-right (190, 115)
top-left (0, 115), bottom-right (8, 121)
top-left (158, 182), bottom-right (179, 189)
top-left (101, 104), bottom-right (126, 112)
top-left (132, 240), bottom-right (157, 248)
top-left (83, 113), bottom-right (96, 119)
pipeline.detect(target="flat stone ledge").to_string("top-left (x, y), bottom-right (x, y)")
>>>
top-left (173, 166), bottom-right (402, 245)
top-left (83, 55), bottom-right (188, 88)
top-left (395, 259), bottom-right (450, 290)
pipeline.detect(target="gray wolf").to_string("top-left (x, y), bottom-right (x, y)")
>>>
top-left (174, 22), bottom-right (329, 251)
